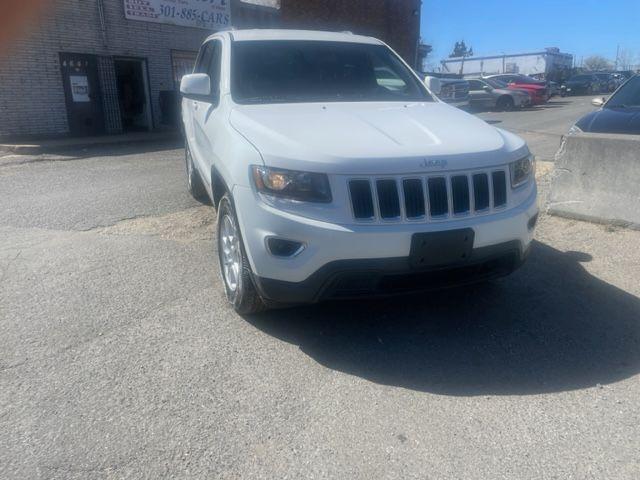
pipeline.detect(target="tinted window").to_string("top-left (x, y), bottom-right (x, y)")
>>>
top-left (570, 75), bottom-right (591, 82)
top-left (194, 43), bottom-right (214, 74)
top-left (607, 76), bottom-right (640, 107)
top-left (485, 78), bottom-right (507, 89)
top-left (512, 76), bottom-right (538, 84)
top-left (208, 41), bottom-right (222, 92)
top-left (231, 41), bottom-right (432, 104)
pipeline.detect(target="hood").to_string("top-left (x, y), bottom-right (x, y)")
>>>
top-left (230, 102), bottom-right (527, 175)
top-left (576, 107), bottom-right (640, 134)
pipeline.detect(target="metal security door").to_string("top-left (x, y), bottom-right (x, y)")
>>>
top-left (60, 53), bottom-right (105, 136)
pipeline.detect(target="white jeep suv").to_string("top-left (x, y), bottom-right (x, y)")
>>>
top-left (180, 29), bottom-right (538, 314)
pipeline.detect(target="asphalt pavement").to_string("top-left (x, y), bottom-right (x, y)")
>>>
top-left (474, 95), bottom-right (596, 160)
top-left (1, 99), bottom-right (639, 479)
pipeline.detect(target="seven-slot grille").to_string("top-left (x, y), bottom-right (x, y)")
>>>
top-left (348, 169), bottom-right (508, 222)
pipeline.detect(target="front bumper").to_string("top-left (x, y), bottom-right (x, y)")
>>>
top-left (233, 184), bottom-right (538, 303)
top-left (254, 240), bottom-right (530, 304)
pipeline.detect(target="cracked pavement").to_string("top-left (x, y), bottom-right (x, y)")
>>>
top-left (1, 101), bottom-right (640, 479)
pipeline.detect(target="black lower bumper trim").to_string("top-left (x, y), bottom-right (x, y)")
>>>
top-left (253, 240), bottom-right (528, 305)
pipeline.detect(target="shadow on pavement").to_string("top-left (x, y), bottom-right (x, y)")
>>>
top-left (16, 139), bottom-right (184, 161)
top-left (248, 240), bottom-right (640, 396)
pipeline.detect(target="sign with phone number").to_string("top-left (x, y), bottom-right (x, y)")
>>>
top-left (124, 0), bottom-right (230, 30)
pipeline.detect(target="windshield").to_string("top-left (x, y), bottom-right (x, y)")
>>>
top-left (231, 40), bottom-right (433, 104)
top-left (606, 76), bottom-right (640, 108)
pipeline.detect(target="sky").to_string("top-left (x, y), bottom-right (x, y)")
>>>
top-left (420, 0), bottom-right (640, 69)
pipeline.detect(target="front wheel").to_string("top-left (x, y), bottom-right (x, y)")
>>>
top-left (496, 96), bottom-right (515, 111)
top-left (217, 194), bottom-right (266, 315)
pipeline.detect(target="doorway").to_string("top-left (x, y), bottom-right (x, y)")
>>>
top-left (114, 58), bottom-right (153, 132)
top-left (60, 53), bottom-right (105, 136)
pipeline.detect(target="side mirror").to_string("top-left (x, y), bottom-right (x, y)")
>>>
top-left (180, 73), bottom-right (211, 99)
top-left (482, 85), bottom-right (492, 91)
top-left (591, 97), bottom-right (607, 107)
top-left (424, 76), bottom-right (442, 96)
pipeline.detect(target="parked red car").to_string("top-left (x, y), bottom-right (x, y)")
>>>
top-left (484, 74), bottom-right (549, 105)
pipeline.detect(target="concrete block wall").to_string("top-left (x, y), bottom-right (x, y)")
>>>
top-left (281, 0), bottom-right (421, 66)
top-left (0, 1), bottom-right (106, 138)
top-left (99, 1), bottom-right (209, 133)
top-left (0, 0), bottom-right (420, 139)
top-left (0, 0), bottom-right (208, 138)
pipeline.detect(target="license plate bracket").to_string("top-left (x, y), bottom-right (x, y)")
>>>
top-left (409, 228), bottom-right (475, 269)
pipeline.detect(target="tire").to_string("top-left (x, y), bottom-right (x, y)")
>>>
top-left (496, 96), bottom-right (515, 111)
top-left (217, 194), bottom-right (266, 315)
top-left (185, 143), bottom-right (208, 202)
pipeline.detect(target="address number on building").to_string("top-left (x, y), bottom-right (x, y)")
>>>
top-left (124, 0), bottom-right (231, 30)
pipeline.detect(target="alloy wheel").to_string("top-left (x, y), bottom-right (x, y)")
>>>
top-left (219, 213), bottom-right (241, 293)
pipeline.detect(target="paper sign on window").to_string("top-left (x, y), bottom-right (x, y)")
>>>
top-left (70, 75), bottom-right (90, 103)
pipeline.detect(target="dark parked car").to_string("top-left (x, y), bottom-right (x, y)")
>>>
top-left (594, 73), bottom-right (617, 92)
top-left (561, 74), bottom-right (603, 96)
top-left (570, 75), bottom-right (640, 134)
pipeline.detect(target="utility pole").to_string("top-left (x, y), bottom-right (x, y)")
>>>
top-left (615, 44), bottom-right (620, 71)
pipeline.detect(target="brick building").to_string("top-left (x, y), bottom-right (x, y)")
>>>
top-left (0, 0), bottom-right (421, 139)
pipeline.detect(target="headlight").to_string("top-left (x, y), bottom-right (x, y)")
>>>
top-left (251, 166), bottom-right (332, 203)
top-left (509, 155), bottom-right (535, 189)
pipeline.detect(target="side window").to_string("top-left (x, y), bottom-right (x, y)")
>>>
top-left (468, 80), bottom-right (483, 91)
top-left (208, 41), bottom-right (222, 94)
top-left (194, 43), bottom-right (213, 74)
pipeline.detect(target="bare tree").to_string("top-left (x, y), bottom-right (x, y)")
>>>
top-left (616, 48), bottom-right (635, 71)
top-left (584, 55), bottom-right (613, 71)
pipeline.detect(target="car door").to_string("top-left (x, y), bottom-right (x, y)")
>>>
top-left (184, 42), bottom-right (213, 163)
top-left (191, 40), bottom-right (223, 184)
top-left (468, 80), bottom-right (493, 107)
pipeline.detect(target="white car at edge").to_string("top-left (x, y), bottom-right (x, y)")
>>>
top-left (180, 29), bottom-right (538, 314)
